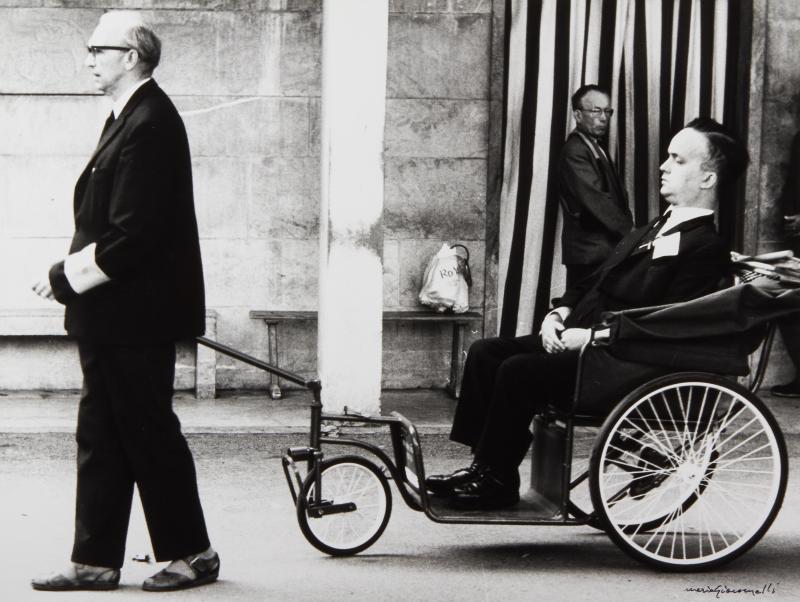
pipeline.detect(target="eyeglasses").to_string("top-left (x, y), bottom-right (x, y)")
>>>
top-left (578, 108), bottom-right (614, 117)
top-left (86, 45), bottom-right (134, 58)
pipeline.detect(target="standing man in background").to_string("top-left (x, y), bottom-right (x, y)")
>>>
top-left (558, 85), bottom-right (633, 288)
top-left (31, 11), bottom-right (219, 592)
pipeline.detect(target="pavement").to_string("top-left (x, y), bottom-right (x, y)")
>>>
top-left (0, 387), bottom-right (459, 434)
top-left (1, 385), bottom-right (799, 435)
top-left (1, 387), bottom-right (799, 600)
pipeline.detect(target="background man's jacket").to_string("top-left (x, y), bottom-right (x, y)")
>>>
top-left (558, 130), bottom-right (632, 266)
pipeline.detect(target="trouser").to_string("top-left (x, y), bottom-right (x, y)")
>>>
top-left (71, 341), bottom-right (210, 568)
top-left (449, 335), bottom-right (579, 471)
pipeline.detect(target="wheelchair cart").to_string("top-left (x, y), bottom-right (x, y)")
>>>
top-left (205, 284), bottom-right (794, 572)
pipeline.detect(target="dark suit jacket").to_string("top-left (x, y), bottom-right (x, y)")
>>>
top-left (49, 80), bottom-right (205, 343)
top-left (559, 213), bottom-right (730, 328)
top-left (558, 130), bottom-right (632, 266)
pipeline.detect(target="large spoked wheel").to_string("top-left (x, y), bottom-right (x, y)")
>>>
top-left (590, 373), bottom-right (787, 571)
top-left (297, 455), bottom-right (392, 556)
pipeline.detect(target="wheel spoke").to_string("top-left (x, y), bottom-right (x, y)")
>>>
top-left (593, 377), bottom-right (785, 569)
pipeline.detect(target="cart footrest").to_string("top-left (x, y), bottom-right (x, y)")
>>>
top-left (286, 446), bottom-right (316, 461)
top-left (306, 500), bottom-right (357, 518)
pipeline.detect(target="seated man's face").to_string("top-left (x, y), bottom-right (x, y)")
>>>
top-left (659, 128), bottom-right (714, 207)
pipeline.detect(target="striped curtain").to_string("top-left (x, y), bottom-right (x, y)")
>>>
top-left (497, 0), bottom-right (748, 337)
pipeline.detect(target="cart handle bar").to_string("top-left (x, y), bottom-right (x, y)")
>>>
top-left (196, 336), bottom-right (320, 392)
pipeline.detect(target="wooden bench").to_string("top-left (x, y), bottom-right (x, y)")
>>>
top-left (249, 310), bottom-right (484, 399)
top-left (0, 308), bottom-right (219, 399)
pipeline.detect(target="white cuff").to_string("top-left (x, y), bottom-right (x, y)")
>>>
top-left (64, 243), bottom-right (111, 294)
top-left (547, 306), bottom-right (571, 322)
top-left (593, 327), bottom-right (610, 342)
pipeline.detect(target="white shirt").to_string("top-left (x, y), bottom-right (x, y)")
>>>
top-left (112, 77), bottom-right (151, 118)
top-left (658, 206), bottom-right (714, 237)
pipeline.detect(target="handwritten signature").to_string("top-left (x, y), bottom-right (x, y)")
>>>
top-left (684, 583), bottom-right (778, 598)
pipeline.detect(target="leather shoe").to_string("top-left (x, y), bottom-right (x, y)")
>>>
top-left (142, 552), bottom-right (220, 592)
top-left (425, 462), bottom-right (484, 496)
top-left (771, 380), bottom-right (800, 398)
top-left (449, 469), bottom-right (520, 510)
top-left (31, 566), bottom-right (120, 591)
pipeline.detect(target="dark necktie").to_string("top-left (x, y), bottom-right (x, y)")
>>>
top-left (101, 111), bottom-right (115, 136)
top-left (637, 213), bottom-right (670, 252)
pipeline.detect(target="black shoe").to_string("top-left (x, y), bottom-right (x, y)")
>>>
top-left (448, 468), bottom-right (520, 510)
top-left (425, 463), bottom-right (484, 496)
top-left (142, 552), bottom-right (220, 592)
top-left (31, 566), bottom-right (120, 591)
top-left (771, 380), bottom-right (800, 398)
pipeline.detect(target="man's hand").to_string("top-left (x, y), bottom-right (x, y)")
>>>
top-left (540, 313), bottom-right (566, 354)
top-left (561, 328), bottom-right (591, 351)
top-left (32, 277), bottom-right (54, 301)
top-left (785, 214), bottom-right (800, 238)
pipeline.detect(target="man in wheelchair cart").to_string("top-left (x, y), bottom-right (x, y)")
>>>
top-left (426, 117), bottom-right (752, 510)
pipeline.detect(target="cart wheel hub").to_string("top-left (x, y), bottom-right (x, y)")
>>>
top-left (676, 462), bottom-right (702, 485)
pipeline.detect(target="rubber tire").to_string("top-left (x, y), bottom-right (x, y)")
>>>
top-left (297, 455), bottom-right (392, 557)
top-left (589, 372), bottom-right (787, 571)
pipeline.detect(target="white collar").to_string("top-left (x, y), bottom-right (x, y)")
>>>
top-left (659, 206), bottom-right (714, 235)
top-left (112, 77), bottom-right (151, 118)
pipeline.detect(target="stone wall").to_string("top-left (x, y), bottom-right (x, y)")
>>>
top-left (747, 0), bottom-right (799, 385)
top-left (0, 0), bottom-right (499, 391)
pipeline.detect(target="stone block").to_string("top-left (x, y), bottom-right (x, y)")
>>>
top-left (383, 240), bottom-right (400, 307)
top-left (396, 238), bottom-right (484, 309)
top-left (200, 238), bottom-right (278, 308)
top-left (270, 239), bottom-right (319, 308)
top-left (275, 11), bottom-right (321, 97)
top-left (389, 0), bottom-right (492, 13)
top-left (174, 341), bottom-right (196, 389)
top-left (248, 157), bottom-right (320, 239)
top-left (0, 338), bottom-right (81, 389)
top-left (769, 0), bottom-right (800, 20)
top-left (385, 99), bottom-right (488, 158)
top-left (0, 238), bottom-right (72, 309)
top-left (193, 157), bottom-right (249, 239)
top-left (384, 157), bottom-right (486, 239)
top-left (0, 308), bottom-right (64, 335)
top-left (0, 156), bottom-right (85, 239)
top-left (0, 8), bottom-right (98, 94)
top-left (387, 13), bottom-right (490, 99)
top-left (153, 11), bottom-right (266, 97)
top-left (177, 96), bottom-right (310, 158)
top-left (150, 10), bottom-right (317, 97)
top-left (766, 21), bottom-right (800, 103)
top-left (0, 1), bottom-right (315, 8)
top-left (0, 95), bottom-right (105, 156)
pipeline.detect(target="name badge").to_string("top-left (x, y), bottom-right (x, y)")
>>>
top-left (652, 232), bottom-right (680, 258)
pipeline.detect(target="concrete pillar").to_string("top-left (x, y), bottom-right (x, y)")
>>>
top-left (317, 0), bottom-right (388, 414)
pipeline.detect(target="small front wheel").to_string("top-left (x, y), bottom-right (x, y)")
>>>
top-left (297, 455), bottom-right (392, 556)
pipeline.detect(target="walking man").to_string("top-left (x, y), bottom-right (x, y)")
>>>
top-left (31, 11), bottom-right (219, 592)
